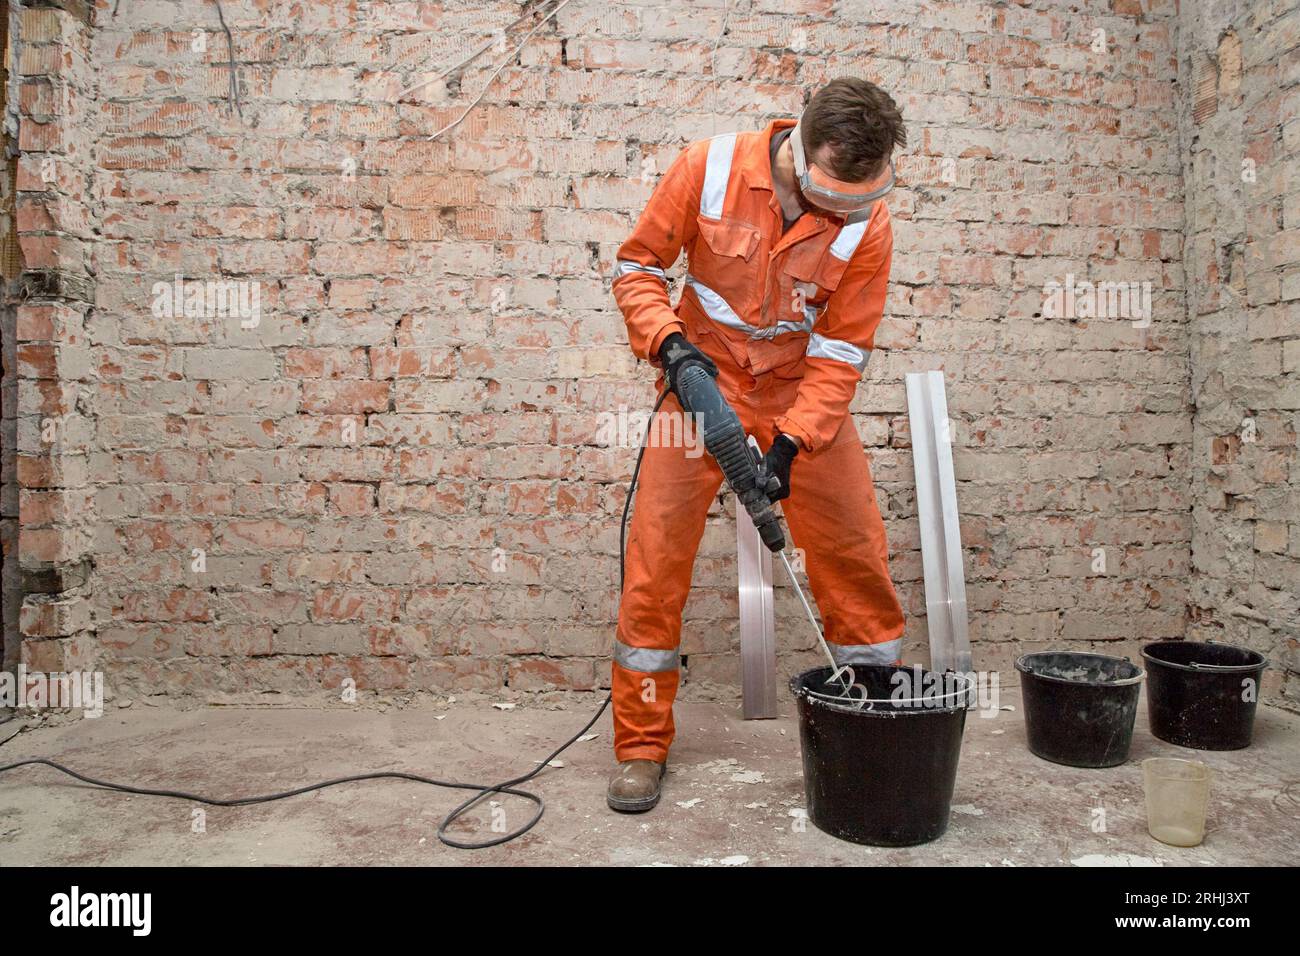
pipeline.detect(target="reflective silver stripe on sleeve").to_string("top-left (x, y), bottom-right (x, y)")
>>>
top-left (807, 332), bottom-right (870, 372)
top-left (613, 640), bottom-right (679, 673)
top-left (700, 134), bottom-right (737, 220)
top-left (830, 639), bottom-right (902, 666)
top-left (613, 260), bottom-right (668, 282)
top-left (686, 275), bottom-right (814, 340)
top-left (829, 217), bottom-right (869, 261)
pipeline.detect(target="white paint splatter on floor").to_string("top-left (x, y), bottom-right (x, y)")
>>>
top-left (693, 855), bottom-right (750, 867)
top-left (1071, 853), bottom-right (1163, 867)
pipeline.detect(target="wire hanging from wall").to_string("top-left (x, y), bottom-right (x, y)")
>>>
top-left (397, 0), bottom-right (573, 143)
top-left (710, 0), bottom-right (732, 138)
top-left (394, 4), bottom-right (541, 103)
top-left (211, 0), bottom-right (241, 118)
top-left (111, 0), bottom-right (242, 118)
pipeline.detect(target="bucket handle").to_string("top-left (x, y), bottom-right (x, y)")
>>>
top-left (804, 674), bottom-right (976, 710)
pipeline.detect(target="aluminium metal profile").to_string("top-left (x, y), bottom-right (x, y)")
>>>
top-left (736, 498), bottom-right (778, 719)
top-left (905, 370), bottom-right (972, 675)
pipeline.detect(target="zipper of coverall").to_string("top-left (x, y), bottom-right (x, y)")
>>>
top-left (756, 129), bottom-right (836, 328)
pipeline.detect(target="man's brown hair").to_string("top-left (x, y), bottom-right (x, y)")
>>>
top-left (800, 78), bottom-right (906, 181)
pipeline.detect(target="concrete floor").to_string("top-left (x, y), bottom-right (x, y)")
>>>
top-left (2, 684), bottom-right (1298, 866)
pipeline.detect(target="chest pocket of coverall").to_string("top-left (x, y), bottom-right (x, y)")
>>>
top-left (776, 237), bottom-right (854, 323)
top-left (693, 216), bottom-right (762, 317)
top-left (758, 237), bottom-right (859, 377)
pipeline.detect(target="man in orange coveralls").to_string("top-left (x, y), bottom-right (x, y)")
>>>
top-left (607, 78), bottom-right (909, 812)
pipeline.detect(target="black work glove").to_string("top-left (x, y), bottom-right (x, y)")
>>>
top-left (658, 332), bottom-right (718, 404)
top-left (762, 434), bottom-right (799, 502)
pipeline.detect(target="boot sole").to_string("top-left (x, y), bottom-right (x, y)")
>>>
top-left (607, 789), bottom-right (662, 813)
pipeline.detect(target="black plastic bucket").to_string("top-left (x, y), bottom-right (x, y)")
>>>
top-left (1142, 641), bottom-right (1267, 750)
top-left (790, 664), bottom-right (969, 847)
top-left (1015, 652), bottom-right (1143, 768)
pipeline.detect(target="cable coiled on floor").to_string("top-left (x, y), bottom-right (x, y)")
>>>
top-left (0, 390), bottom-right (670, 849)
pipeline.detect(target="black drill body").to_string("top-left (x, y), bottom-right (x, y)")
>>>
top-left (675, 363), bottom-right (786, 552)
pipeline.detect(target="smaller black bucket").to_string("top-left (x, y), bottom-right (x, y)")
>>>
top-left (791, 665), bottom-right (969, 847)
top-left (1015, 652), bottom-right (1143, 768)
top-left (1142, 641), bottom-right (1267, 750)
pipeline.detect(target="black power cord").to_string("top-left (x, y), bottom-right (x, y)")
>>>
top-left (0, 390), bottom-right (671, 850)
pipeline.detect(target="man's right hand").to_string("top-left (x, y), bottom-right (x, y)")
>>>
top-left (659, 332), bottom-right (718, 403)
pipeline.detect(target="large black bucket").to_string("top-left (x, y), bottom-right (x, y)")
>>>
top-left (1015, 652), bottom-right (1143, 768)
top-left (1142, 641), bottom-right (1267, 750)
top-left (790, 665), bottom-right (968, 847)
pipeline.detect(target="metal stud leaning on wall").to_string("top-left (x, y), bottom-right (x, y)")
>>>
top-left (738, 502), bottom-right (778, 719)
top-left (905, 371), bottom-right (972, 675)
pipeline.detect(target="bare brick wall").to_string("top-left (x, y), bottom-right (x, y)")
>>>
top-left (3, 0), bottom-right (1294, 708)
top-left (10, 0), bottom-right (100, 682)
top-left (1180, 0), bottom-right (1300, 703)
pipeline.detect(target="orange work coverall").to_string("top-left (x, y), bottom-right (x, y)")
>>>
top-left (610, 118), bottom-right (905, 763)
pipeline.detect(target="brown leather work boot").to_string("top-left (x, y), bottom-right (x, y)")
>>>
top-left (606, 759), bottom-right (666, 813)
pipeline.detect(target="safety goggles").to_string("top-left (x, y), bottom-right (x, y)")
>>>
top-left (789, 120), bottom-right (895, 214)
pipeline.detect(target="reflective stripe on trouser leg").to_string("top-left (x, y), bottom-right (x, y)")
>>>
top-left (829, 639), bottom-right (903, 666)
top-left (613, 640), bottom-right (678, 673)
top-left (778, 413), bottom-right (906, 660)
top-left (612, 394), bottom-right (724, 762)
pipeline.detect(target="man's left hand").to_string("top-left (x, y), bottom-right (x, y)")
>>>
top-left (762, 434), bottom-right (800, 502)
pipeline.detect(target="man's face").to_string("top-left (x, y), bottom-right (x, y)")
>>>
top-left (794, 141), bottom-right (892, 216)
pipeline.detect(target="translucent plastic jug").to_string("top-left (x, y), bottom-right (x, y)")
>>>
top-left (1142, 757), bottom-right (1211, 847)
